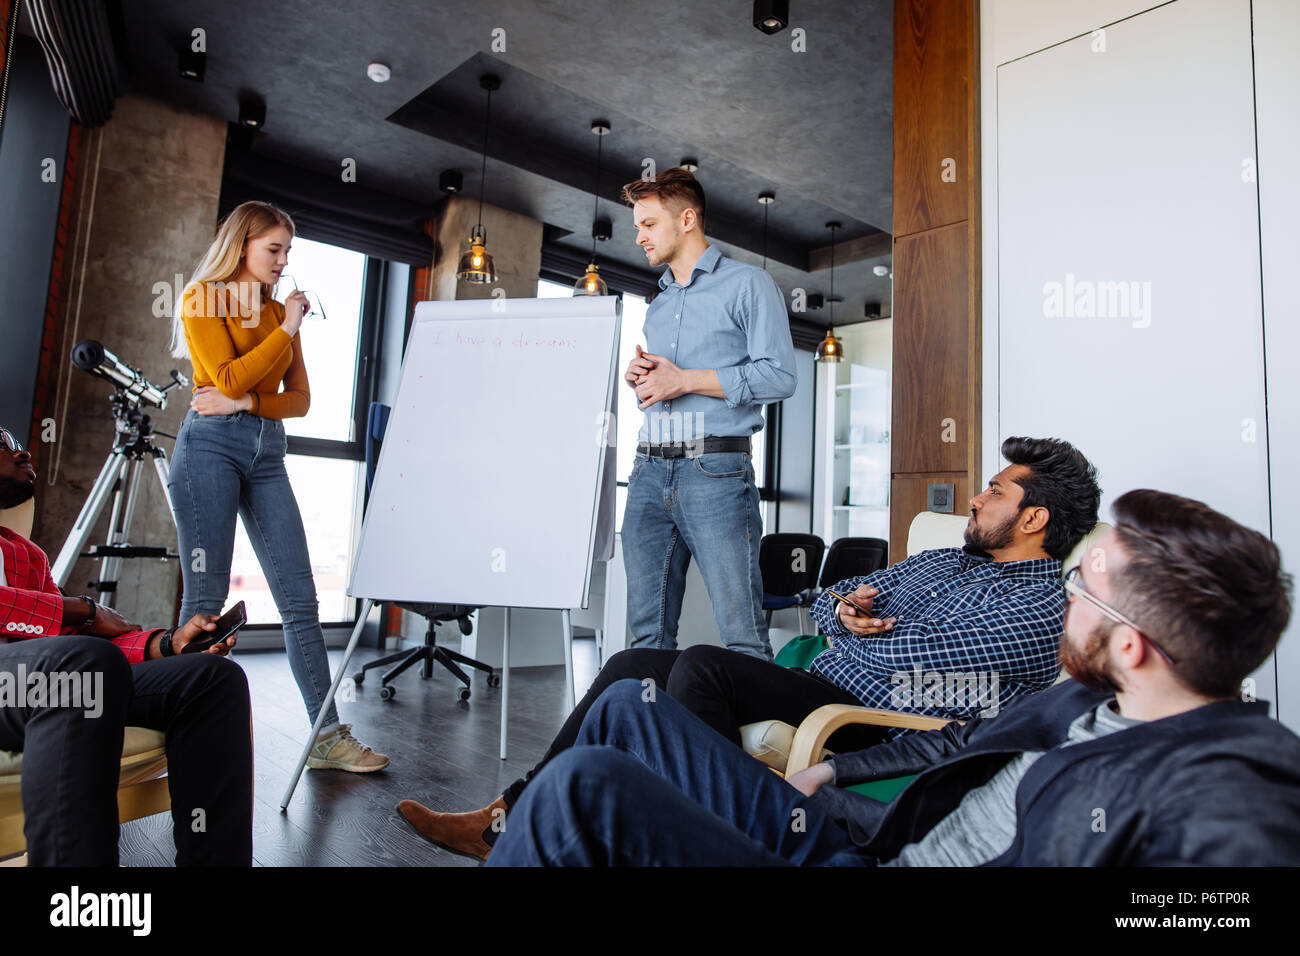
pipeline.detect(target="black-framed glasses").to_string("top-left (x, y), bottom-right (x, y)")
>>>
top-left (278, 274), bottom-right (327, 321)
top-left (0, 427), bottom-right (24, 453)
top-left (1063, 565), bottom-right (1177, 666)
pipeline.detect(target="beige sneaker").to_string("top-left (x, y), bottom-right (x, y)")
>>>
top-left (306, 724), bottom-right (390, 773)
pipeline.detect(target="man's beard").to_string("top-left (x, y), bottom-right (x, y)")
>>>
top-left (0, 475), bottom-right (36, 510)
top-left (1060, 618), bottom-right (1123, 694)
top-left (963, 509), bottom-right (1019, 553)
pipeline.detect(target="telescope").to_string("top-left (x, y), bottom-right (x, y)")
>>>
top-left (70, 339), bottom-right (188, 408)
top-left (52, 339), bottom-right (187, 603)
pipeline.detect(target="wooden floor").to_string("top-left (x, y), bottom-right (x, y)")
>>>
top-left (118, 637), bottom-right (600, 866)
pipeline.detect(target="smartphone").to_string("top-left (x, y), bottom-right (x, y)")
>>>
top-left (824, 588), bottom-right (871, 616)
top-left (182, 600), bottom-right (246, 654)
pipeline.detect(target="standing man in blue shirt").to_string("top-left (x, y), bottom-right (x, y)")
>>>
top-left (619, 167), bottom-right (796, 661)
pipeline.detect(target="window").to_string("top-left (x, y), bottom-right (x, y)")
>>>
top-left (279, 237), bottom-right (367, 443)
top-left (226, 237), bottom-right (388, 625)
top-left (228, 454), bottom-right (363, 623)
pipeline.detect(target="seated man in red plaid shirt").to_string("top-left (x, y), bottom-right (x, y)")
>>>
top-left (0, 425), bottom-right (252, 865)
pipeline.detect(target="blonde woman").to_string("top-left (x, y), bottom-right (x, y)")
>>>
top-left (167, 200), bottom-right (387, 772)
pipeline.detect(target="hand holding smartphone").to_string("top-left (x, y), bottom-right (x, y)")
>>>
top-left (824, 588), bottom-right (897, 633)
top-left (824, 587), bottom-right (871, 616)
top-left (181, 600), bottom-right (246, 654)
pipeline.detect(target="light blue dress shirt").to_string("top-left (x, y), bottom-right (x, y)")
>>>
top-left (638, 244), bottom-right (797, 442)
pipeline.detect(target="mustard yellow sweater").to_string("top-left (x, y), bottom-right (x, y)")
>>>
top-left (180, 282), bottom-right (310, 419)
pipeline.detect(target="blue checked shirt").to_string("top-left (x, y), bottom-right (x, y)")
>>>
top-left (808, 548), bottom-right (1065, 737)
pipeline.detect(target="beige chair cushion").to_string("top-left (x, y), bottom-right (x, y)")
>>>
top-left (906, 510), bottom-right (1113, 572)
top-left (741, 719), bottom-right (830, 773)
top-left (0, 727), bottom-right (167, 789)
top-left (0, 497), bottom-right (35, 539)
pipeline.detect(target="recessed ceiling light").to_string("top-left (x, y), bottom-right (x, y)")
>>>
top-left (238, 95), bottom-right (266, 128)
top-left (367, 62), bottom-right (392, 83)
top-left (439, 169), bottom-right (463, 193)
top-left (178, 49), bottom-right (205, 83)
top-left (753, 0), bottom-right (789, 35)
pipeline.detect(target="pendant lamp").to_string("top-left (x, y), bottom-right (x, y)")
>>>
top-left (457, 74), bottom-right (501, 284)
top-left (816, 221), bottom-right (845, 363)
top-left (575, 120), bottom-right (611, 296)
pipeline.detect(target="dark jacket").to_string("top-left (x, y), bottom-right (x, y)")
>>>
top-left (813, 679), bottom-right (1300, 865)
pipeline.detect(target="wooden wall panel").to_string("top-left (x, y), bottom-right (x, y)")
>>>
top-left (890, 473), bottom-right (973, 560)
top-left (894, 0), bottom-right (977, 236)
top-left (889, 0), bottom-right (981, 566)
top-left (891, 223), bottom-right (973, 475)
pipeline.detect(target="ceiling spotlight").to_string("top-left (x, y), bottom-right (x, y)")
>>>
top-left (807, 293), bottom-right (825, 310)
top-left (592, 217), bottom-right (612, 242)
top-left (679, 157), bottom-right (699, 172)
top-left (439, 169), bottom-right (463, 193)
top-left (753, 0), bottom-right (789, 35)
top-left (178, 49), bottom-right (205, 83)
top-left (238, 95), bottom-right (266, 128)
top-left (873, 264), bottom-right (889, 277)
top-left (367, 62), bottom-right (391, 83)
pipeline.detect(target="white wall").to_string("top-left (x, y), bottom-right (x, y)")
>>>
top-left (1253, 0), bottom-right (1300, 733)
top-left (982, 0), bottom-right (1299, 728)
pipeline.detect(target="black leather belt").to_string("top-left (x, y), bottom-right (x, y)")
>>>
top-left (636, 436), bottom-right (751, 459)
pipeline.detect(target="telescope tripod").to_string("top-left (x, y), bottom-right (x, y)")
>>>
top-left (51, 392), bottom-right (180, 607)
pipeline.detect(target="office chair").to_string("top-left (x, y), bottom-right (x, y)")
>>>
top-left (758, 533), bottom-right (825, 635)
top-left (818, 536), bottom-right (889, 590)
top-left (351, 403), bottom-right (498, 702)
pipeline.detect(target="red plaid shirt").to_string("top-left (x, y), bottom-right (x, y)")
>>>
top-left (0, 527), bottom-right (159, 663)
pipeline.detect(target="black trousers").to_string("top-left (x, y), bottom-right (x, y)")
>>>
top-left (0, 634), bottom-right (253, 866)
top-left (502, 644), bottom-right (886, 806)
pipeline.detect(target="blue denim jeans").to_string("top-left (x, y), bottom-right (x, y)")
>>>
top-left (622, 451), bottom-right (771, 660)
top-left (486, 680), bottom-right (872, 866)
top-left (168, 409), bottom-right (339, 729)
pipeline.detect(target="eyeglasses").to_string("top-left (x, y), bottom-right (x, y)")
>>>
top-left (1063, 565), bottom-right (1177, 666)
top-left (278, 274), bottom-right (327, 321)
top-left (0, 427), bottom-right (24, 453)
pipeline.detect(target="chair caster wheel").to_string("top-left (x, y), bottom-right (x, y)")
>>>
top-left (352, 673), bottom-right (365, 685)
top-left (380, 685), bottom-right (395, 701)
top-left (459, 688), bottom-right (471, 702)
top-left (486, 673), bottom-right (501, 688)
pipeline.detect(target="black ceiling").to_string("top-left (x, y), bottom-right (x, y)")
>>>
top-left (110, 0), bottom-right (895, 321)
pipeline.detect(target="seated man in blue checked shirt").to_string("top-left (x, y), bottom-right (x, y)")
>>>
top-left (488, 489), bottom-right (1300, 866)
top-left (397, 436), bottom-right (1100, 861)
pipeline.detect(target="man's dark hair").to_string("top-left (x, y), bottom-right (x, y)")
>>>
top-left (1000, 436), bottom-right (1101, 560)
top-left (1110, 489), bottom-right (1291, 697)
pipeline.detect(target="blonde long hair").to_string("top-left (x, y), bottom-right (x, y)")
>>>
top-left (169, 201), bottom-right (296, 359)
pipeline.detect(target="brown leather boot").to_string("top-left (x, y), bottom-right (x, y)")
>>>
top-left (396, 796), bottom-right (507, 861)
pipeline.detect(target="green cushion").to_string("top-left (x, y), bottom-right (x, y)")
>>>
top-left (776, 635), bottom-right (913, 801)
top-left (846, 775), bottom-right (916, 802)
top-left (774, 633), bottom-right (829, 670)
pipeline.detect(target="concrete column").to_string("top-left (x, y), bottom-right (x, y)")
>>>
top-left (422, 194), bottom-right (543, 302)
top-left (33, 94), bottom-right (225, 627)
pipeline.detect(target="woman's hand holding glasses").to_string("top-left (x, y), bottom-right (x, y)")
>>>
top-left (280, 289), bottom-right (309, 337)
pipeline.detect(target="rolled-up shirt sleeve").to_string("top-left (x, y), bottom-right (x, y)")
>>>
top-left (714, 270), bottom-right (797, 408)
